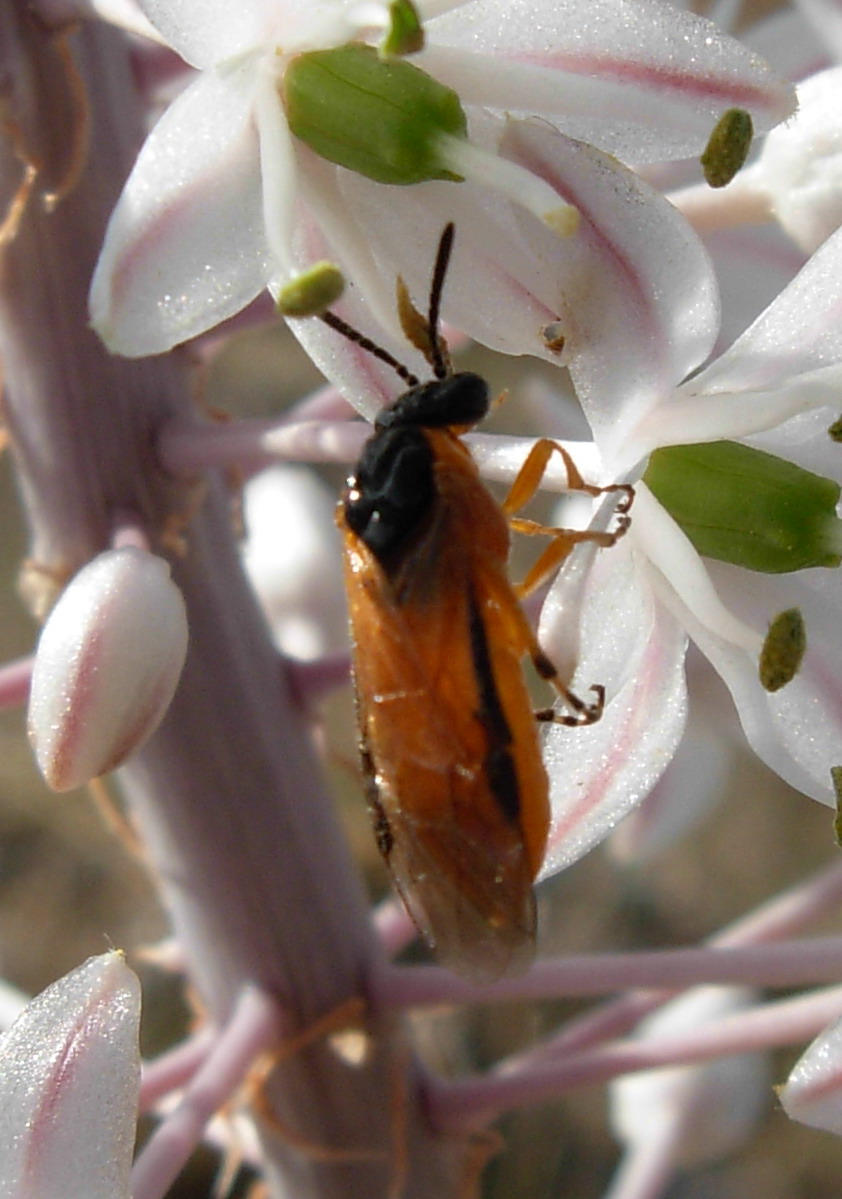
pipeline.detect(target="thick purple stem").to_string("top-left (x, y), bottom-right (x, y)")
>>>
top-left (0, 9), bottom-right (465, 1196)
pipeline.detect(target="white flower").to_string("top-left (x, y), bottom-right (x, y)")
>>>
top-left (28, 547), bottom-right (189, 791)
top-left (90, 0), bottom-right (794, 358)
top-left (531, 187), bottom-right (842, 875)
top-left (0, 952), bottom-right (141, 1199)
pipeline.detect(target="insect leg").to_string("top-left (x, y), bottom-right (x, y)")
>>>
top-left (502, 439), bottom-right (634, 599)
top-left (502, 438), bottom-right (633, 519)
top-left (481, 568), bottom-right (604, 727)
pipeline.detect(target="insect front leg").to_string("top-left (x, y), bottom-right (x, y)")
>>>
top-left (502, 439), bottom-right (634, 598)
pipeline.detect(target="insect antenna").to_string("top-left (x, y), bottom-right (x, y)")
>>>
top-left (319, 309), bottom-right (420, 389)
top-left (427, 223), bottom-right (455, 380)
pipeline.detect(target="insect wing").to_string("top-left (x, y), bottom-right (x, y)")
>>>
top-left (340, 458), bottom-right (548, 980)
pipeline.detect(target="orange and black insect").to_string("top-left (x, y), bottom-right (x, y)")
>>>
top-left (327, 226), bottom-right (633, 980)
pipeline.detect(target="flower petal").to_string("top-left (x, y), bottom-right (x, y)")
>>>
top-left (0, 952), bottom-right (141, 1199)
top-left (538, 536), bottom-right (688, 879)
top-left (689, 222), bottom-right (842, 395)
top-left (137, 0), bottom-right (271, 68)
top-left (721, 562), bottom-right (842, 800)
top-left (500, 119), bottom-right (719, 469)
top-left (90, 62), bottom-right (270, 357)
top-left (655, 555), bottom-right (841, 804)
top-left (28, 548), bottom-right (189, 791)
top-left (608, 687), bottom-right (733, 863)
top-left (424, 0), bottom-right (795, 161)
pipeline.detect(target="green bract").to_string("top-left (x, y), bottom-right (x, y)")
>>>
top-left (644, 440), bottom-right (842, 573)
top-left (284, 45), bottom-right (467, 185)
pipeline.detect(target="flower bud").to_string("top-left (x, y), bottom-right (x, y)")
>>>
top-left (283, 44), bottom-right (467, 185)
top-left (28, 547), bottom-right (188, 791)
top-left (610, 987), bottom-right (769, 1169)
top-left (781, 1011), bottom-right (842, 1135)
top-left (701, 108), bottom-right (753, 188)
top-left (242, 465), bottom-right (347, 659)
top-left (0, 951), bottom-right (140, 1199)
top-left (644, 440), bottom-right (842, 573)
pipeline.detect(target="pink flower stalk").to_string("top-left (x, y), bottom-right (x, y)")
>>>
top-left (28, 547), bottom-right (189, 791)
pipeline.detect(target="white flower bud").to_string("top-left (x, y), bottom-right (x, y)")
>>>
top-left (755, 68), bottom-right (842, 253)
top-left (28, 547), bottom-right (188, 790)
top-left (610, 987), bottom-right (769, 1168)
top-left (0, 951), bottom-right (141, 1199)
top-left (781, 1012), bottom-right (842, 1135)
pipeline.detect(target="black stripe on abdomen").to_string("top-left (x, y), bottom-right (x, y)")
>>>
top-left (466, 585), bottom-right (520, 827)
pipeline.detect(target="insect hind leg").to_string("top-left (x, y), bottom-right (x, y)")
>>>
top-left (483, 567), bottom-right (605, 727)
top-left (531, 646), bottom-right (605, 727)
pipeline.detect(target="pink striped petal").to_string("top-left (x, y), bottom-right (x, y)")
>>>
top-left (90, 62), bottom-right (270, 357)
top-left (500, 118), bottom-right (719, 468)
top-left (424, 0), bottom-right (795, 161)
top-left (538, 538), bottom-right (688, 879)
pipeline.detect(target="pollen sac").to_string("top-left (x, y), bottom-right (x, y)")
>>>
top-left (284, 44), bottom-right (467, 185)
top-left (28, 547), bottom-right (189, 791)
top-left (701, 108), bottom-right (753, 188)
top-left (381, 0), bottom-right (424, 58)
top-left (277, 260), bottom-right (345, 317)
top-left (644, 440), bottom-right (842, 573)
top-left (759, 608), bottom-right (806, 692)
top-left (832, 766), bottom-right (842, 847)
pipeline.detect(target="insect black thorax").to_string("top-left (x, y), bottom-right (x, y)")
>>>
top-left (344, 372), bottom-right (490, 570)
